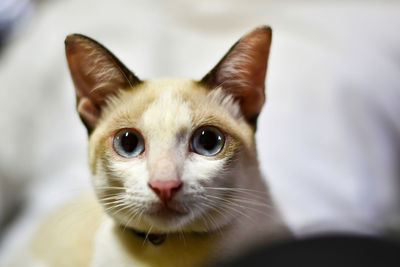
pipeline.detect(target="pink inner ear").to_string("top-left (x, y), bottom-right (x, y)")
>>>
top-left (229, 31), bottom-right (270, 120)
top-left (65, 34), bottom-right (141, 132)
top-left (77, 97), bottom-right (100, 130)
top-left (201, 26), bottom-right (272, 122)
top-left (66, 35), bottom-right (129, 107)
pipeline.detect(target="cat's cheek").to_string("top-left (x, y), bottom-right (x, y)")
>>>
top-left (107, 159), bottom-right (150, 188)
top-left (182, 156), bottom-right (228, 184)
top-left (92, 156), bottom-right (152, 196)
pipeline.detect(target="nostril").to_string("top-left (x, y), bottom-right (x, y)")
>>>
top-left (171, 182), bottom-right (182, 193)
top-left (148, 179), bottom-right (183, 202)
top-left (150, 186), bottom-right (161, 196)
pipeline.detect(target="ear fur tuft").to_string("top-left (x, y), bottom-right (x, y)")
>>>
top-left (200, 26), bottom-right (272, 126)
top-left (65, 34), bottom-right (141, 133)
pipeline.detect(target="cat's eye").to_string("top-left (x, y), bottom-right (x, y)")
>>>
top-left (113, 129), bottom-right (145, 158)
top-left (191, 126), bottom-right (225, 156)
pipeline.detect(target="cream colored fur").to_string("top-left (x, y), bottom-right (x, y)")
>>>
top-left (8, 77), bottom-right (289, 267)
top-left (89, 78), bottom-right (289, 266)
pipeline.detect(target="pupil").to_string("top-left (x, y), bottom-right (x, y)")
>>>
top-left (121, 132), bottom-right (138, 153)
top-left (199, 130), bottom-right (218, 151)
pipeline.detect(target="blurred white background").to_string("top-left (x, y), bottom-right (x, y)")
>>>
top-left (0, 0), bottom-right (399, 262)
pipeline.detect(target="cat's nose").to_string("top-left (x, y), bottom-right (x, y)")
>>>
top-left (148, 179), bottom-right (183, 202)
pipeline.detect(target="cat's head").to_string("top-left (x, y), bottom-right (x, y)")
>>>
top-left (65, 26), bottom-right (272, 233)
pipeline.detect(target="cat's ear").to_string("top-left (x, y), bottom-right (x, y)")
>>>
top-left (65, 34), bottom-right (141, 133)
top-left (200, 26), bottom-right (272, 126)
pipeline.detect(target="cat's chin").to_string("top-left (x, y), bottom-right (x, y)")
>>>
top-left (109, 199), bottom-right (234, 234)
top-left (142, 204), bottom-right (198, 232)
top-left (146, 206), bottom-right (186, 218)
top-left (114, 208), bottom-right (222, 234)
top-left (139, 216), bottom-right (215, 234)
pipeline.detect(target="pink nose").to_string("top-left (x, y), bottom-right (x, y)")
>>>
top-left (148, 179), bottom-right (182, 202)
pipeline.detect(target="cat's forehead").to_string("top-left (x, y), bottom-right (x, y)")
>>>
top-left (101, 78), bottom-right (203, 129)
top-left (140, 89), bottom-right (191, 144)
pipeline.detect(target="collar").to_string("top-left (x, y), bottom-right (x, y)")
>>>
top-left (129, 228), bottom-right (167, 245)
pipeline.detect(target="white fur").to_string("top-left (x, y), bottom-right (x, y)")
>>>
top-left (206, 87), bottom-right (243, 120)
top-left (93, 89), bottom-right (234, 233)
top-left (84, 76), bottom-right (291, 267)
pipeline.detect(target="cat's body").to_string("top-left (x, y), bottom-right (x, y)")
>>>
top-left (20, 181), bottom-right (286, 267)
top-left (7, 26), bottom-right (290, 267)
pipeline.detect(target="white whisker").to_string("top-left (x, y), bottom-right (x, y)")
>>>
top-left (143, 225), bottom-right (153, 246)
top-left (123, 207), bottom-right (142, 232)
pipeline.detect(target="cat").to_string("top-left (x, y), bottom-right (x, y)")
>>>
top-left (7, 25), bottom-right (290, 267)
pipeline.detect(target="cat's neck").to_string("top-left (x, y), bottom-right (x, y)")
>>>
top-left (92, 204), bottom-right (289, 267)
top-left (91, 216), bottom-right (220, 267)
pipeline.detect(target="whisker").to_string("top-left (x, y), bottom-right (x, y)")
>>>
top-left (225, 197), bottom-right (272, 208)
top-left (197, 201), bottom-right (227, 227)
top-left (123, 207), bottom-right (142, 232)
top-left (201, 195), bottom-right (256, 223)
top-left (205, 194), bottom-right (269, 217)
top-left (101, 199), bottom-right (127, 206)
top-left (136, 209), bottom-right (145, 229)
top-left (95, 186), bottom-right (127, 190)
top-left (99, 195), bottom-right (126, 202)
top-left (105, 203), bottom-right (135, 216)
top-left (194, 204), bottom-right (212, 232)
top-left (204, 187), bottom-right (270, 201)
top-left (204, 187), bottom-right (267, 194)
top-left (196, 203), bottom-right (224, 235)
top-left (203, 187), bottom-right (269, 198)
top-left (143, 225), bottom-right (153, 246)
top-left (179, 228), bottom-right (187, 247)
top-left (103, 201), bottom-right (131, 211)
top-left (195, 200), bottom-right (236, 236)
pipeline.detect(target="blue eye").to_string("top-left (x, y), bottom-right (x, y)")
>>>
top-left (191, 127), bottom-right (225, 156)
top-left (113, 129), bottom-right (144, 158)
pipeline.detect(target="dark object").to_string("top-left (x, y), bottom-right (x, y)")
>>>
top-left (219, 234), bottom-right (400, 267)
top-left (129, 227), bottom-right (166, 245)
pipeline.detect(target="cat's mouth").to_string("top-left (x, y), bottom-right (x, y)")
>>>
top-left (146, 202), bottom-right (188, 219)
